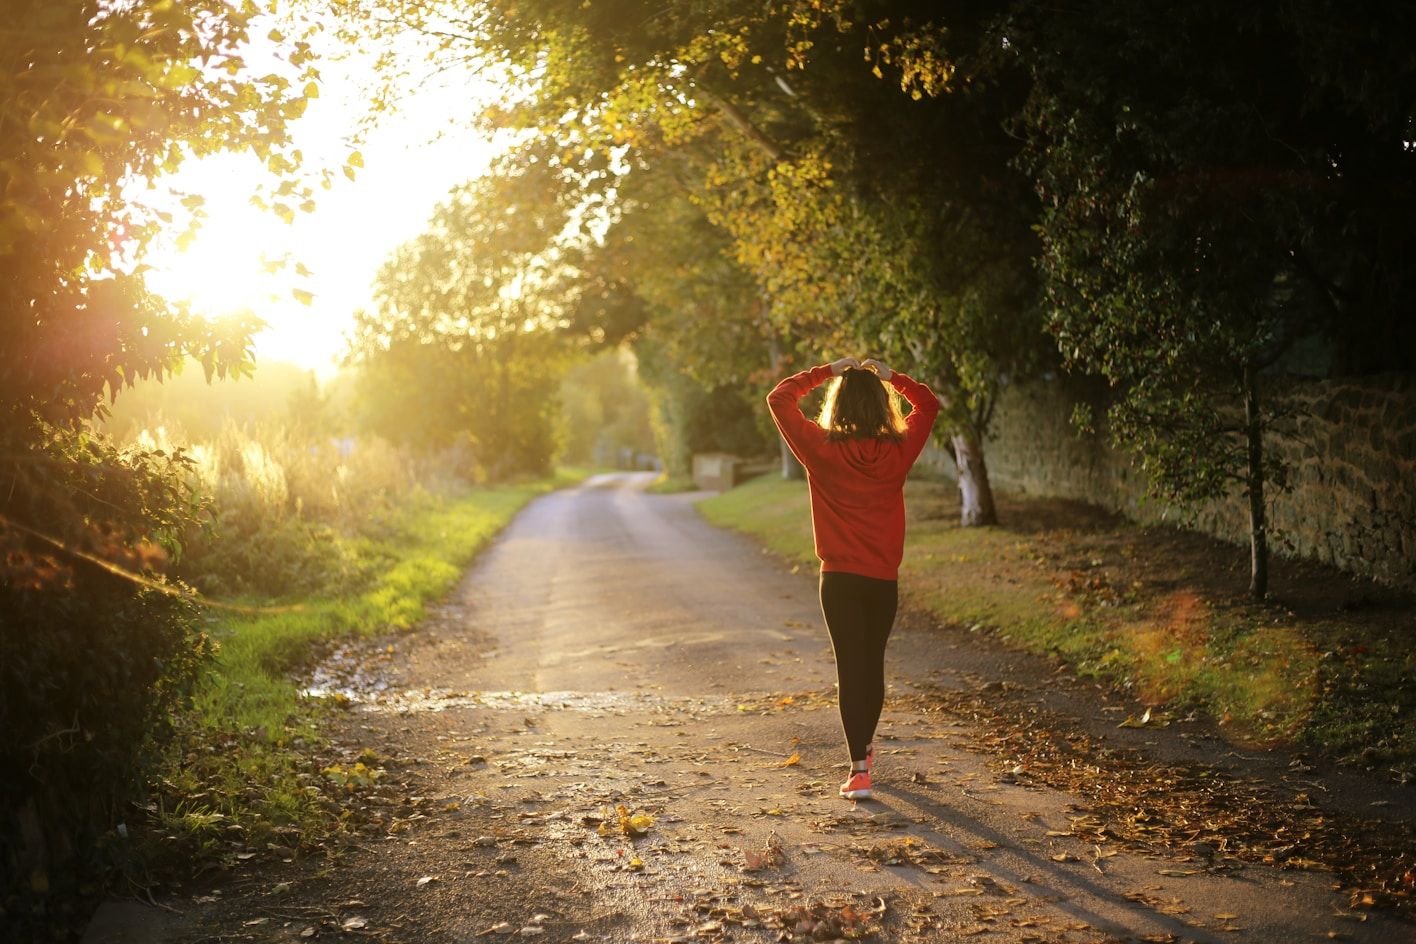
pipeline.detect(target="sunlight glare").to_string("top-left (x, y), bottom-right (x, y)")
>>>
top-left (138, 19), bottom-right (509, 377)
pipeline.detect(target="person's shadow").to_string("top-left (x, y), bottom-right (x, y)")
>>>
top-left (857, 780), bottom-right (1259, 943)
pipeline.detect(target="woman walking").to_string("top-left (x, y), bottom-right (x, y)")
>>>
top-left (766, 356), bottom-right (940, 799)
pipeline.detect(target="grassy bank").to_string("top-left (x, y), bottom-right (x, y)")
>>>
top-left (699, 475), bottom-right (1416, 779)
top-left (147, 470), bottom-right (590, 867)
top-left (646, 473), bottom-right (699, 494)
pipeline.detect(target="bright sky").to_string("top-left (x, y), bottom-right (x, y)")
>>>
top-left (140, 17), bottom-right (504, 380)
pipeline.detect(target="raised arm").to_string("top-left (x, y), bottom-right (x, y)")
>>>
top-left (767, 359), bottom-right (853, 469)
top-left (888, 371), bottom-right (941, 467)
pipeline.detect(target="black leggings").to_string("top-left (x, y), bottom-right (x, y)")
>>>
top-left (818, 571), bottom-right (899, 763)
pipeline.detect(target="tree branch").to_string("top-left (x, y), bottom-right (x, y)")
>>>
top-left (691, 81), bottom-right (786, 163)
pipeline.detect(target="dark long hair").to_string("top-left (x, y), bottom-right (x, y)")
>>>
top-left (817, 366), bottom-right (907, 441)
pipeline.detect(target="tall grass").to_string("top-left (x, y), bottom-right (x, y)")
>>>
top-left (132, 416), bottom-right (469, 598)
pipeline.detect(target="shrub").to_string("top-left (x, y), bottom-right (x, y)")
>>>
top-left (0, 575), bottom-right (209, 930)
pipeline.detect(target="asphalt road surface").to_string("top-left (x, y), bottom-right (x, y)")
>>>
top-left (87, 472), bottom-right (1411, 944)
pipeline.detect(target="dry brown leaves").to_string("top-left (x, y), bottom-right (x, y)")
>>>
top-left (732, 688), bottom-right (838, 713)
top-left (858, 835), bottom-right (969, 873)
top-left (667, 890), bottom-right (885, 941)
top-left (765, 895), bottom-right (886, 941)
top-left (900, 684), bottom-right (1416, 917)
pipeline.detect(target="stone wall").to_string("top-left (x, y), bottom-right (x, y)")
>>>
top-left (920, 373), bottom-right (1416, 590)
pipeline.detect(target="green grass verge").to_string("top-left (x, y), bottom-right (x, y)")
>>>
top-left (147, 469), bottom-right (591, 865)
top-left (646, 473), bottom-right (700, 494)
top-left (699, 475), bottom-right (1416, 778)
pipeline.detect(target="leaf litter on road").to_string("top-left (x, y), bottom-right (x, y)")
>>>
top-left (896, 682), bottom-right (1416, 916)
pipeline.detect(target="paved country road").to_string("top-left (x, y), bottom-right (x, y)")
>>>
top-left (87, 473), bottom-right (1412, 944)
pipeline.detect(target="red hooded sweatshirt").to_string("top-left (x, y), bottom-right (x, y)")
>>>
top-left (766, 364), bottom-right (941, 581)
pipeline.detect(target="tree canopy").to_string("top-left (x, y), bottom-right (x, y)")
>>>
top-left (330, 0), bottom-right (1414, 556)
top-left (1, 0), bottom-right (323, 585)
top-left (1008, 0), bottom-right (1416, 595)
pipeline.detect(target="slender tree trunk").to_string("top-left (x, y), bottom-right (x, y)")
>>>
top-left (767, 331), bottom-right (804, 480)
top-left (1243, 365), bottom-right (1268, 600)
top-left (779, 436), bottom-right (804, 480)
top-left (951, 428), bottom-right (998, 527)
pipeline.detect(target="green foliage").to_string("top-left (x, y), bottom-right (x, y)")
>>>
top-left (1004, 0), bottom-right (1416, 592)
top-left (636, 336), bottom-right (776, 477)
top-left (685, 6), bottom-right (1047, 437)
top-left (557, 349), bottom-right (656, 467)
top-left (1, 0), bottom-right (322, 593)
top-left (0, 578), bottom-right (209, 923)
top-left (346, 166), bottom-right (583, 480)
top-left (590, 164), bottom-right (781, 472)
top-left (1011, 0), bottom-right (1416, 481)
top-left (601, 166), bottom-right (775, 387)
top-left (1, 0), bottom-right (318, 480)
top-left (332, 0), bottom-right (1051, 523)
top-left (0, 4), bottom-right (323, 922)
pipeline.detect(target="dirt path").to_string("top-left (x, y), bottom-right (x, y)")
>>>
top-left (86, 473), bottom-right (1412, 944)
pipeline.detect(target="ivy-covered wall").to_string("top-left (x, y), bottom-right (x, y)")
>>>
top-left (921, 373), bottom-right (1416, 591)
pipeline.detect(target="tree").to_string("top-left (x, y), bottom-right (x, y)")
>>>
top-left (0, 0), bottom-right (321, 920)
top-left (557, 349), bottom-right (656, 468)
top-left (1008, 0), bottom-right (1416, 598)
top-left (595, 163), bottom-right (782, 476)
top-left (345, 155), bottom-right (582, 479)
top-left (686, 3), bottom-right (1047, 521)
top-left (331, 0), bottom-right (1050, 524)
top-left (1, 0), bottom-right (321, 585)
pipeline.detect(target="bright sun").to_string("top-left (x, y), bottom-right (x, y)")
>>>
top-left (143, 157), bottom-right (291, 319)
top-left (138, 30), bottom-right (505, 378)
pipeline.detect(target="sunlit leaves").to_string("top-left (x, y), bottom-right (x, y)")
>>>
top-left (1, 0), bottom-right (324, 600)
top-left (331, 1), bottom-right (1044, 497)
top-left (345, 143), bottom-right (579, 475)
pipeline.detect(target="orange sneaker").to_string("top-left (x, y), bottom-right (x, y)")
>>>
top-left (839, 770), bottom-right (872, 800)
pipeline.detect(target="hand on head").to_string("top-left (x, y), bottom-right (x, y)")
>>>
top-left (828, 356), bottom-right (893, 380)
top-left (861, 358), bottom-right (893, 381)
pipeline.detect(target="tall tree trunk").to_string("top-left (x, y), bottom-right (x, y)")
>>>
top-left (767, 330), bottom-right (804, 480)
top-left (951, 428), bottom-right (998, 527)
top-left (1243, 365), bottom-right (1268, 600)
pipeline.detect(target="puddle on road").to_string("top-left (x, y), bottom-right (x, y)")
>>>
top-left (300, 639), bottom-right (801, 718)
top-left (305, 685), bottom-right (737, 716)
